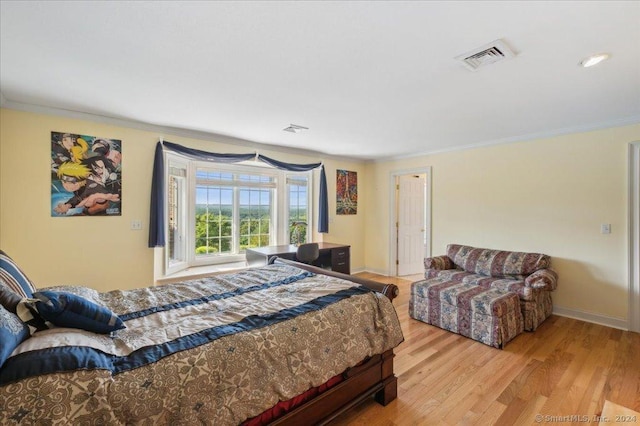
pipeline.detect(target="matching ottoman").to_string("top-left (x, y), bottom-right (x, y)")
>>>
top-left (409, 277), bottom-right (524, 349)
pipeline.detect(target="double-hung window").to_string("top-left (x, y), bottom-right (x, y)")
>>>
top-left (165, 153), bottom-right (312, 275)
top-left (287, 175), bottom-right (309, 245)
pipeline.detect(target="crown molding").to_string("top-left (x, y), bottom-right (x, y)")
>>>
top-left (0, 99), bottom-right (365, 163)
top-left (380, 115), bottom-right (640, 163)
top-left (3, 96), bottom-right (638, 164)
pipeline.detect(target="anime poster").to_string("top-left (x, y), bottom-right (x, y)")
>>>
top-left (51, 132), bottom-right (122, 216)
top-left (336, 169), bottom-right (357, 215)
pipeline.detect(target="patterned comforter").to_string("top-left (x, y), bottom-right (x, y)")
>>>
top-left (0, 264), bottom-right (403, 425)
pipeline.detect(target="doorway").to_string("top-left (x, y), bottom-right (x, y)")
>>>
top-left (389, 167), bottom-right (431, 277)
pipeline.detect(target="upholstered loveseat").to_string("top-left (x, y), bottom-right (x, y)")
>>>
top-left (409, 244), bottom-right (558, 348)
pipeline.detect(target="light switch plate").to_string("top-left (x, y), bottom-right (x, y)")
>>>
top-left (601, 223), bottom-right (611, 234)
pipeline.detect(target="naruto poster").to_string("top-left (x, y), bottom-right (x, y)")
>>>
top-left (51, 131), bottom-right (122, 216)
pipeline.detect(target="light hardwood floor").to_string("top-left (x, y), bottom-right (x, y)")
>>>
top-left (330, 273), bottom-right (640, 426)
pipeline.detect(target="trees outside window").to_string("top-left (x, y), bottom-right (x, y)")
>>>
top-left (166, 154), bottom-right (311, 273)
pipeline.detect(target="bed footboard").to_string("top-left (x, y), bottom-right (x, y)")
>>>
top-left (271, 349), bottom-right (397, 425)
top-left (266, 256), bottom-right (400, 424)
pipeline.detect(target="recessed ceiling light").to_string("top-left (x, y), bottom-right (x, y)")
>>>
top-left (579, 53), bottom-right (610, 68)
top-left (283, 124), bottom-right (309, 133)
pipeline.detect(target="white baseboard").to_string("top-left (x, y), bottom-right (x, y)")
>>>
top-left (552, 305), bottom-right (628, 331)
top-left (360, 267), bottom-right (391, 277)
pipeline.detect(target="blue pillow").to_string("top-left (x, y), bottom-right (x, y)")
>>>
top-left (0, 250), bottom-right (37, 298)
top-left (33, 291), bottom-right (125, 334)
top-left (0, 304), bottom-right (30, 368)
top-left (0, 284), bottom-right (22, 312)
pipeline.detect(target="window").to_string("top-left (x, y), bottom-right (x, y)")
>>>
top-left (165, 153), bottom-right (312, 274)
top-left (166, 158), bottom-right (188, 274)
top-left (288, 175), bottom-right (309, 245)
top-left (194, 167), bottom-right (275, 261)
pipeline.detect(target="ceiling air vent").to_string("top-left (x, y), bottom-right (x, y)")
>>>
top-left (283, 124), bottom-right (309, 133)
top-left (455, 39), bottom-right (516, 71)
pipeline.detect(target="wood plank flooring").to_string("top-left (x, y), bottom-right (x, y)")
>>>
top-left (330, 273), bottom-right (640, 426)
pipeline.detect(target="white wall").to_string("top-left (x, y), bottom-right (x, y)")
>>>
top-left (365, 124), bottom-right (640, 324)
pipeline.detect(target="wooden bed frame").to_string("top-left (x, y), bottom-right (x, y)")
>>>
top-left (267, 257), bottom-right (400, 425)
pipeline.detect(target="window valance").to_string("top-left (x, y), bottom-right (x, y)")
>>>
top-left (148, 141), bottom-right (329, 248)
top-left (163, 141), bottom-right (257, 163)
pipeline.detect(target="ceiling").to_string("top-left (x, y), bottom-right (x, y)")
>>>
top-left (1, 1), bottom-right (639, 161)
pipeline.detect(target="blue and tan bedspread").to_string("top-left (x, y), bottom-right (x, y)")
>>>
top-left (0, 264), bottom-right (403, 425)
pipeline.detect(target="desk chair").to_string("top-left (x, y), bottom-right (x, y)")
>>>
top-left (296, 243), bottom-right (319, 265)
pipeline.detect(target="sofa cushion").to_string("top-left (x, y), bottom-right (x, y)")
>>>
top-left (460, 274), bottom-right (537, 301)
top-left (447, 244), bottom-right (550, 277)
top-left (426, 269), bottom-right (538, 301)
top-left (425, 268), bottom-right (464, 280)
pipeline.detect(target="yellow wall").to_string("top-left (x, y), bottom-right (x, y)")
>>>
top-left (2, 106), bottom-right (638, 322)
top-left (365, 124), bottom-right (640, 321)
top-left (0, 108), bottom-right (367, 291)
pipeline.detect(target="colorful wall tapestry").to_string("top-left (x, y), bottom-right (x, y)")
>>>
top-left (336, 169), bottom-right (357, 215)
top-left (51, 132), bottom-right (122, 216)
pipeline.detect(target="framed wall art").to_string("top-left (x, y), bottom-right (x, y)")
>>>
top-left (336, 169), bottom-right (357, 215)
top-left (51, 131), bottom-right (122, 216)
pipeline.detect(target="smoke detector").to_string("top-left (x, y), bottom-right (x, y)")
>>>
top-left (455, 39), bottom-right (517, 71)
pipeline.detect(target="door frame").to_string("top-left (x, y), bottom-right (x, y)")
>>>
top-left (629, 141), bottom-right (640, 332)
top-left (388, 167), bottom-right (432, 276)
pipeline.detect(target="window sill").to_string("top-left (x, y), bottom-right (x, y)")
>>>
top-left (157, 261), bottom-right (249, 285)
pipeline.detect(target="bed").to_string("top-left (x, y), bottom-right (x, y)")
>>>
top-left (0, 254), bottom-right (403, 425)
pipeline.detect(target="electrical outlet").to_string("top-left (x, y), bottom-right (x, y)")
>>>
top-left (601, 223), bottom-right (611, 234)
top-left (131, 220), bottom-right (142, 230)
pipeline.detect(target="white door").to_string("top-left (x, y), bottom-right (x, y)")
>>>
top-left (397, 174), bottom-right (426, 275)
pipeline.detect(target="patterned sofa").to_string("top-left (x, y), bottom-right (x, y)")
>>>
top-left (409, 244), bottom-right (558, 348)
